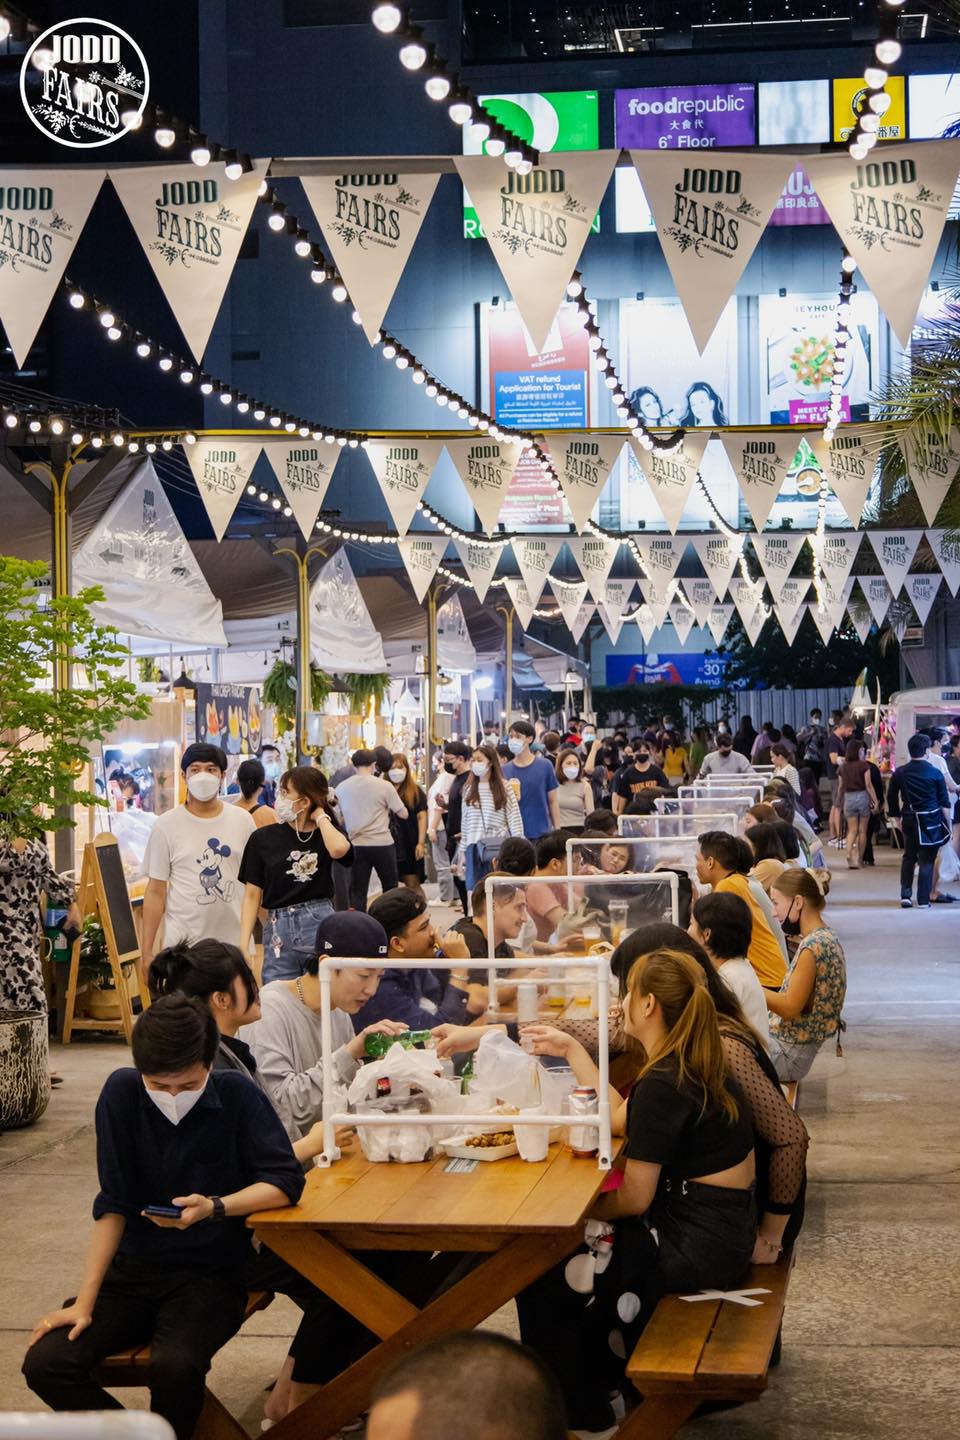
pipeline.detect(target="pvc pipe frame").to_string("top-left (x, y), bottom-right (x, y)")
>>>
top-left (317, 954), bottom-right (615, 1171)
top-left (617, 813), bottom-right (737, 838)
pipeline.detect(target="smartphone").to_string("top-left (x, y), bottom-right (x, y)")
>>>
top-left (142, 1204), bottom-right (183, 1219)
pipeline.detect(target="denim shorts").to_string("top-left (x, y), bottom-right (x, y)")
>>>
top-left (843, 790), bottom-right (871, 819)
top-left (263, 897), bottom-right (334, 983)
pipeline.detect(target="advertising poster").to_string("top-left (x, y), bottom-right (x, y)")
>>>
top-left (832, 75), bottom-right (905, 142)
top-left (195, 683), bottom-right (263, 754)
top-left (613, 169), bottom-right (656, 234)
top-left (615, 82), bottom-right (755, 150)
top-left (909, 73), bottom-right (960, 216)
top-left (462, 90), bottom-right (599, 239)
top-left (758, 290), bottom-right (879, 425)
top-left (757, 79), bottom-right (830, 145)
top-left (605, 651), bottom-right (731, 687)
top-left (768, 165), bottom-right (829, 227)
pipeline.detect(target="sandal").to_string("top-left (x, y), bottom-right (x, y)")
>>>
top-left (932, 894), bottom-right (957, 904)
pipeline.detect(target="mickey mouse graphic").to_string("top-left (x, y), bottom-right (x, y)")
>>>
top-left (197, 838), bottom-right (234, 905)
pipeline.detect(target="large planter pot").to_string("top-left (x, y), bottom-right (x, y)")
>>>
top-left (85, 985), bottom-right (122, 1022)
top-left (0, 1008), bottom-right (50, 1128)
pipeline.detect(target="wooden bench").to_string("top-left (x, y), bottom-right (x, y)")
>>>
top-left (98, 1290), bottom-right (273, 1440)
top-left (614, 1251), bottom-right (794, 1438)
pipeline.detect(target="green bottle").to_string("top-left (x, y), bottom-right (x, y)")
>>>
top-left (364, 1030), bottom-right (435, 1059)
top-left (460, 1055), bottom-right (474, 1096)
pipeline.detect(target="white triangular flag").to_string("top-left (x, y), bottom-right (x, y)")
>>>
top-left (262, 439), bottom-right (338, 540)
top-left (848, 605), bottom-right (873, 644)
top-left (635, 536), bottom-right (686, 603)
top-left (110, 160), bottom-right (269, 362)
top-left (551, 578), bottom-right (589, 632)
top-left (813, 532), bottom-right (862, 590)
top-left (804, 142), bottom-right (960, 347)
top-left (365, 437), bottom-right (445, 536)
top-left (631, 149), bottom-right (794, 352)
top-left (720, 431), bottom-right (801, 533)
top-left (503, 575), bottom-right (537, 630)
top-left (741, 604), bottom-right (769, 645)
top-left (546, 433), bottom-right (625, 533)
top-left (567, 534), bottom-right (621, 594)
top-left (644, 593), bottom-right (674, 629)
top-left (397, 534), bottom-right (448, 604)
top-left (669, 599), bottom-right (696, 646)
top-left (454, 151), bottom-right (620, 352)
top-left (598, 607), bottom-right (624, 644)
top-left (184, 438), bottom-right (263, 541)
top-left (868, 530), bottom-right (923, 597)
top-left (690, 533), bottom-right (743, 601)
top-left (822, 576), bottom-right (855, 631)
top-left (513, 536), bottom-right (565, 604)
top-left (900, 426), bottom-right (960, 527)
top-left (445, 436), bottom-right (523, 533)
top-left (860, 576), bottom-right (893, 627)
top-left (569, 601), bottom-right (595, 644)
top-left (635, 605), bottom-right (659, 646)
top-left (778, 606), bottom-right (805, 646)
top-left (754, 533), bottom-right (808, 604)
top-left (809, 433), bottom-right (878, 527)
top-left (808, 604), bottom-right (836, 646)
top-left (597, 579), bottom-right (635, 641)
top-left (730, 577), bottom-right (767, 628)
top-left (629, 430), bottom-right (709, 532)
top-left (926, 529), bottom-right (960, 597)
top-left (454, 537), bottom-right (502, 603)
top-left (706, 603), bottom-right (735, 646)
top-left (0, 168), bottom-right (104, 366)
top-left (903, 572), bottom-right (941, 625)
top-left (776, 577), bottom-right (811, 626)
top-left (681, 578), bottom-right (717, 628)
top-left (300, 172), bottom-right (439, 345)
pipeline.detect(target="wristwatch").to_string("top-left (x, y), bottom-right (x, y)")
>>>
top-left (207, 1195), bottom-right (226, 1222)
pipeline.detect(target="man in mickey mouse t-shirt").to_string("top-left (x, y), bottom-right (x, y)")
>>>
top-left (141, 744), bottom-right (254, 974)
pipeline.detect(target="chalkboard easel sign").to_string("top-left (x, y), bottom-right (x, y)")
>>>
top-left (63, 836), bottom-right (143, 1044)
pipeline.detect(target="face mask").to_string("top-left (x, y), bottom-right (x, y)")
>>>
top-left (388, 768), bottom-right (405, 784)
top-left (507, 738), bottom-right (525, 756)
top-left (582, 732), bottom-right (596, 743)
top-left (186, 772), bottom-right (221, 802)
top-left (780, 903), bottom-right (801, 937)
top-left (636, 753), bottom-right (650, 764)
top-left (144, 1080), bottom-right (207, 1125)
top-left (263, 761), bottom-right (281, 781)
top-left (562, 764), bottom-right (581, 780)
top-left (443, 761), bottom-right (456, 775)
top-left (275, 793), bottom-right (299, 824)
top-left (471, 761), bottom-right (489, 777)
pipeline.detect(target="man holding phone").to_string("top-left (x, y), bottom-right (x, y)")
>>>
top-left (23, 995), bottom-right (303, 1440)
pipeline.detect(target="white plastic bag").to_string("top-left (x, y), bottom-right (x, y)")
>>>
top-left (346, 1042), bottom-right (462, 1163)
top-left (937, 841), bottom-right (960, 887)
top-left (471, 1029), bottom-right (547, 1110)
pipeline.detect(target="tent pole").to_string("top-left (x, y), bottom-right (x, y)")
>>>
top-left (495, 604), bottom-right (514, 728)
top-left (274, 539), bottom-right (330, 757)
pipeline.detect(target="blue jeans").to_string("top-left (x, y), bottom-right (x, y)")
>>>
top-left (263, 898), bottom-right (334, 982)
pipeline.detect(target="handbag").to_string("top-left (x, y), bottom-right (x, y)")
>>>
top-left (914, 807), bottom-right (950, 849)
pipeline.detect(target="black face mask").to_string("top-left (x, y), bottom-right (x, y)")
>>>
top-left (636, 752), bottom-right (650, 764)
top-left (443, 761), bottom-right (456, 775)
top-left (780, 902), bottom-right (801, 936)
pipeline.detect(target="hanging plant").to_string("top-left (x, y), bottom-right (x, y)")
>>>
top-left (340, 672), bottom-right (392, 716)
top-left (263, 660), bottom-right (333, 735)
top-left (137, 656), bottom-right (161, 684)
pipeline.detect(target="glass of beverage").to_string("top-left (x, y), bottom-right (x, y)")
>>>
top-left (568, 965), bottom-right (594, 1007)
top-left (608, 900), bottom-right (629, 948)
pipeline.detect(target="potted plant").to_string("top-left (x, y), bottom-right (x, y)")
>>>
top-left (76, 916), bottom-right (135, 1022)
top-left (341, 672), bottom-right (392, 718)
top-left (263, 659), bottom-right (333, 736)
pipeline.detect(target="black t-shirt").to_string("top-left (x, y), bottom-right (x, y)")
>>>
top-left (446, 771), bottom-right (468, 846)
top-left (392, 787), bottom-right (427, 861)
top-left (451, 917), bottom-right (513, 962)
top-left (238, 818), bottom-right (351, 909)
top-left (624, 1057), bottom-right (752, 1180)
top-left (614, 763), bottom-right (668, 799)
top-left (825, 733), bottom-right (847, 780)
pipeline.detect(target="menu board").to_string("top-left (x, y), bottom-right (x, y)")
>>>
top-left (195, 683), bottom-right (263, 754)
top-left (758, 291), bottom-right (880, 426)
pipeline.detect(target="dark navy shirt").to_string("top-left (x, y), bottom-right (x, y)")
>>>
top-left (93, 1068), bottom-right (304, 1270)
top-left (352, 966), bottom-right (470, 1033)
top-left (886, 759), bottom-right (949, 820)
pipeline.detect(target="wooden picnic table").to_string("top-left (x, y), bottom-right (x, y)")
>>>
top-left (249, 1139), bottom-right (621, 1440)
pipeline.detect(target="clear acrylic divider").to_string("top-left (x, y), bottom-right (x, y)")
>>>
top-left (669, 792), bottom-right (758, 820)
top-left (619, 811), bottom-right (737, 839)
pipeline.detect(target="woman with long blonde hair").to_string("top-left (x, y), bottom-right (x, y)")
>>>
top-left (517, 947), bottom-right (756, 1431)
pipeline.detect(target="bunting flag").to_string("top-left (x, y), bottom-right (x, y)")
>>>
top-left (690, 533), bottom-right (743, 601)
top-left (629, 429), bottom-right (709, 532)
top-left (597, 579), bottom-right (635, 642)
top-left (808, 604), bottom-right (837, 646)
top-left (631, 150), bottom-right (794, 351)
top-left (706, 602), bottom-right (735, 647)
top-left (445, 436), bottom-right (523, 533)
top-left (546, 432), bottom-right (626, 533)
top-left (453, 538), bottom-right (502, 603)
top-left (0, 169), bottom-right (105, 367)
top-left (300, 172), bottom-right (440, 345)
top-left (503, 575), bottom-right (537, 630)
top-left (669, 599), bottom-right (696, 646)
top-left (903, 572), bottom-right (941, 625)
top-left (110, 160), bottom-right (269, 363)
top-left (567, 533), bottom-right (621, 593)
top-left (183, 438), bottom-right (264, 541)
top-left (809, 432), bottom-right (877, 527)
top-left (860, 576), bottom-right (893, 628)
top-left (597, 606), bottom-right (624, 645)
top-left (804, 142), bottom-right (960, 348)
top-left (822, 576), bottom-right (855, 631)
top-left (365, 437), bottom-right (445, 536)
top-left (847, 605), bottom-right (873, 644)
top-left (551, 578), bottom-right (589, 632)
top-left (775, 577), bottom-right (810, 626)
top-left (813, 531), bottom-right (861, 590)
top-left (569, 601), bottom-right (595, 644)
top-left (719, 431), bottom-right (801, 533)
top-left (644, 593), bottom-right (674, 629)
top-left (741, 603), bottom-right (769, 645)
top-left (899, 426), bottom-right (960, 528)
top-left (730, 576), bottom-right (767, 629)
top-left (681, 578), bottom-right (718, 628)
top-left (262, 439), bottom-right (338, 541)
top-left (635, 604), bottom-right (659, 646)
top-left (926, 529), bottom-right (960, 597)
top-left (635, 536), bottom-right (686, 604)
top-left (397, 535), bottom-right (449, 603)
top-left (454, 151), bottom-right (620, 352)
top-left (754, 533), bottom-right (808, 604)
top-left (777, 606), bottom-right (806, 646)
top-left (513, 535), bottom-right (566, 603)
top-left (867, 529), bottom-right (923, 596)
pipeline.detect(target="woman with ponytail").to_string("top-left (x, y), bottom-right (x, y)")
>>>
top-left (517, 948), bottom-right (756, 1431)
top-left (766, 868), bottom-right (846, 1082)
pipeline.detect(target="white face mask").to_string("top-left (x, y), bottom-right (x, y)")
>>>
top-left (275, 793), bottom-right (299, 824)
top-left (388, 768), bottom-right (405, 784)
top-left (186, 772), bottom-right (221, 802)
top-left (471, 761), bottom-right (489, 777)
top-left (144, 1080), bottom-right (207, 1125)
top-left (562, 764), bottom-right (581, 780)
top-left (507, 737), bottom-right (525, 755)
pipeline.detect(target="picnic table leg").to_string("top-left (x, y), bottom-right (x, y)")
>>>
top-left (613, 1394), bottom-right (701, 1439)
top-left (194, 1387), bottom-right (253, 1440)
top-left (258, 1230), bottom-right (578, 1440)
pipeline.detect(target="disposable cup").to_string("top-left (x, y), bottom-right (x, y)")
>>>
top-left (515, 1107), bottom-right (550, 1162)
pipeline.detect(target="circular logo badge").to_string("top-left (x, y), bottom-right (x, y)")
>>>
top-left (20, 16), bottom-right (149, 148)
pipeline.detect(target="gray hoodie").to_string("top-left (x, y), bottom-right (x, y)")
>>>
top-left (243, 981), bottom-right (360, 1139)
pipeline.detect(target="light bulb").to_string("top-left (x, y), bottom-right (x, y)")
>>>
top-left (154, 125), bottom-right (176, 148)
top-left (849, 141), bottom-right (868, 160)
top-left (875, 39), bottom-right (901, 64)
top-left (224, 158), bottom-right (244, 181)
top-left (869, 91), bottom-right (892, 114)
top-left (272, 497), bottom-right (282, 509)
top-left (413, 369), bottom-right (425, 383)
top-left (504, 148), bottom-right (523, 168)
top-left (158, 355), bottom-right (173, 371)
top-left (161, 439), bottom-right (173, 451)
top-left (72, 432), bottom-right (84, 445)
top-left (112, 432), bottom-right (124, 446)
top-left (382, 343), bottom-right (397, 359)
top-left (399, 41), bottom-right (427, 69)
top-left (190, 142), bottom-right (212, 166)
top-left (283, 506), bottom-right (292, 517)
top-left (254, 407), bottom-right (266, 421)
top-left (269, 414), bottom-right (281, 427)
top-left (515, 159), bottom-right (533, 176)
top-left (371, 3), bottom-right (403, 33)
top-left (457, 405), bottom-right (469, 419)
top-left (294, 236), bottom-right (311, 257)
top-left (219, 390), bottom-right (233, 405)
top-left (425, 74), bottom-right (450, 101)
top-left (98, 309), bottom-right (115, 328)
top-left (331, 283), bottom-right (348, 302)
top-left (268, 209), bottom-right (286, 231)
top-left (395, 355), bottom-right (409, 369)
top-left (91, 435), bottom-right (103, 448)
top-left (337, 436), bottom-right (347, 446)
top-left (120, 105), bottom-right (143, 130)
top-left (180, 368), bottom-right (194, 383)
top-left (200, 379), bottom-right (214, 394)
top-left (310, 267), bottom-right (326, 284)
top-left (426, 383), bottom-right (438, 397)
top-left (448, 99), bottom-right (472, 125)
top-left (349, 437), bottom-right (359, 448)
top-left (299, 425), bottom-right (310, 437)
top-left (68, 290), bottom-right (85, 309)
top-left (436, 394), bottom-right (449, 407)
top-left (284, 420), bottom-right (296, 432)
top-left (485, 137), bottom-right (506, 157)
top-left (468, 414), bottom-right (479, 427)
top-left (237, 399), bottom-right (250, 413)
top-left (860, 112), bottom-right (880, 133)
top-left (863, 65), bottom-right (887, 89)
top-left (128, 440), bottom-right (139, 453)
top-left (28, 419), bottom-right (42, 433)
top-left (183, 432), bottom-right (196, 444)
top-left (259, 491), bottom-right (269, 502)
top-left (469, 120), bottom-right (490, 143)
top-left (566, 279), bottom-right (583, 298)
top-left (841, 254), bottom-right (857, 274)
top-left (136, 340), bottom-right (151, 358)
top-left (107, 326), bottom-right (121, 340)
top-left (145, 441), bottom-right (156, 453)
top-left (861, 131), bottom-right (878, 150)
top-left (351, 310), bottom-right (363, 325)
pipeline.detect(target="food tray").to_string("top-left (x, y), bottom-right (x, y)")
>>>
top-left (441, 1139), bottom-right (518, 1162)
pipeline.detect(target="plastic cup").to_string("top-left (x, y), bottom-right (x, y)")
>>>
top-left (515, 1107), bottom-right (550, 1162)
top-left (608, 900), bottom-right (629, 948)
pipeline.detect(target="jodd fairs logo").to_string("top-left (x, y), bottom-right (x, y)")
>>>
top-left (21, 17), bottom-right (149, 148)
